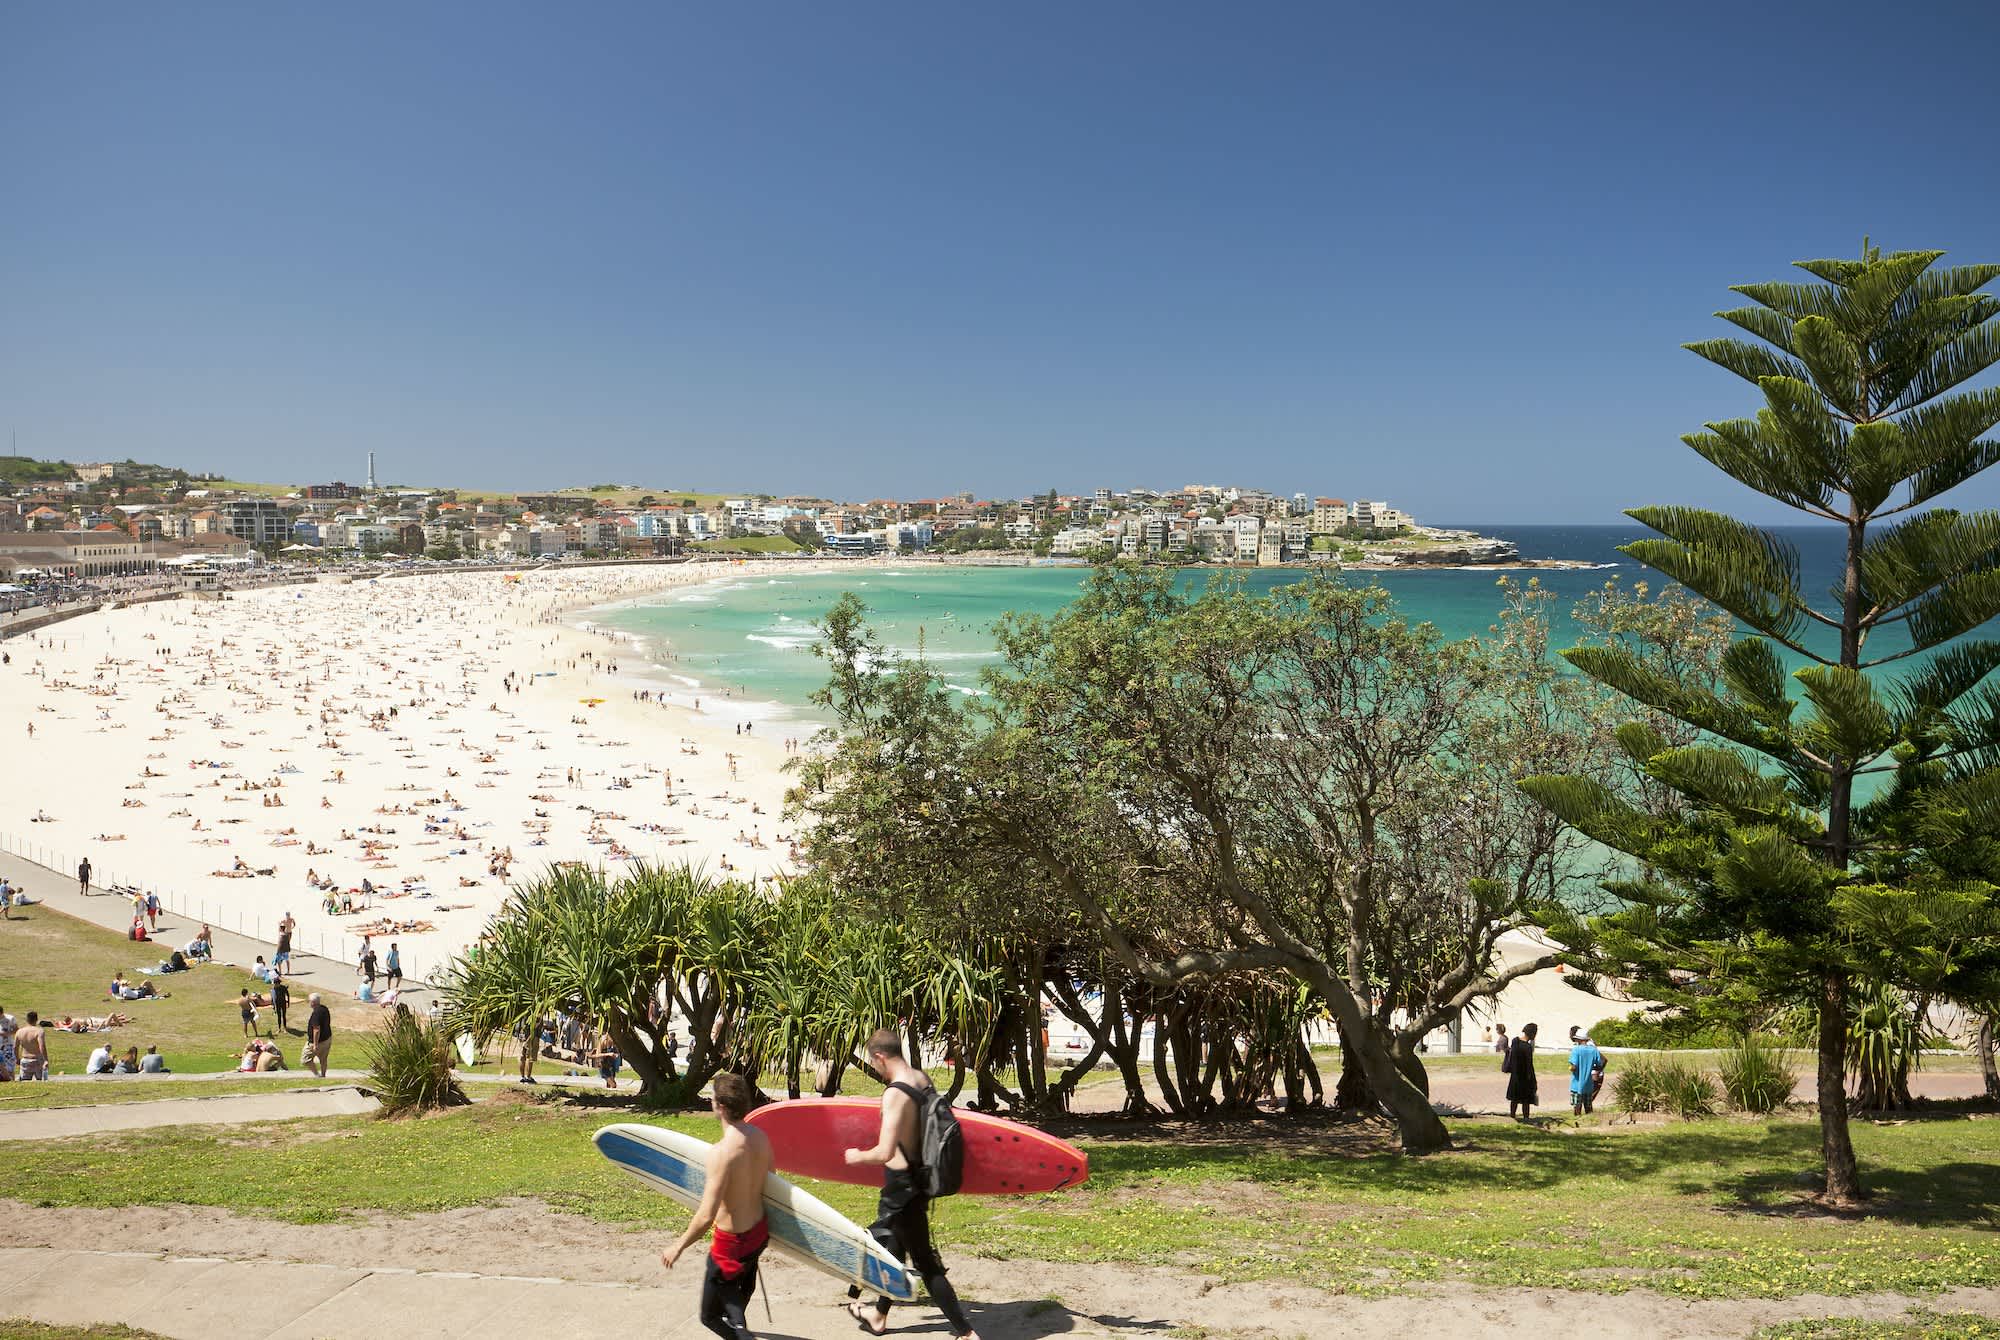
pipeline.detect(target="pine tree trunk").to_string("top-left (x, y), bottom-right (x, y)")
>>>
top-left (1978, 1015), bottom-right (1998, 1102)
top-left (1817, 972), bottom-right (1862, 1204)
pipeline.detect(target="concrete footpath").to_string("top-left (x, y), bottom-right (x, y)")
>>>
top-left (0, 845), bottom-right (431, 1008)
top-left (1, 1248), bottom-right (727, 1340)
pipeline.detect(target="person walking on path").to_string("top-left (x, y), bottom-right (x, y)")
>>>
top-left (842, 1027), bottom-right (981, 1340)
top-left (660, 1073), bottom-right (772, 1340)
top-left (274, 915), bottom-right (293, 976)
top-left (1505, 1022), bottom-right (1540, 1121)
top-left (1569, 1030), bottom-right (1606, 1116)
top-left (76, 857), bottom-right (91, 897)
top-left (305, 992), bottom-right (332, 1077)
top-left (384, 942), bottom-right (402, 992)
top-left (144, 890), bottom-right (159, 931)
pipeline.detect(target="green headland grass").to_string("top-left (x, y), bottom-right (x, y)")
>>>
top-left (10, 1098), bottom-right (1996, 1300)
top-left (0, 903), bottom-right (316, 1074)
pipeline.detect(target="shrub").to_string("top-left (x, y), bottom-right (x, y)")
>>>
top-left (365, 1008), bottom-right (467, 1115)
top-left (1611, 1055), bottom-right (1719, 1119)
top-left (1720, 1036), bottom-right (1798, 1114)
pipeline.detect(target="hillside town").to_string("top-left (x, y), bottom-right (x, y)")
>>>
top-left (0, 453), bottom-right (1528, 589)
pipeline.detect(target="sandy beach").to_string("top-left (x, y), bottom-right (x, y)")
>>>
top-left (0, 560), bottom-right (852, 982)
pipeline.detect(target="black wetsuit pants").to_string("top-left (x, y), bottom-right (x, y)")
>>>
top-left (847, 1168), bottom-right (974, 1334)
top-left (699, 1246), bottom-right (761, 1340)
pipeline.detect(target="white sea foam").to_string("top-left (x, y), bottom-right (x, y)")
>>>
top-left (746, 633), bottom-right (814, 651)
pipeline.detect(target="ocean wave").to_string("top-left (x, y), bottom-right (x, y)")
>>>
top-left (945, 682), bottom-right (987, 696)
top-left (879, 647), bottom-right (996, 662)
top-left (746, 633), bottom-right (814, 651)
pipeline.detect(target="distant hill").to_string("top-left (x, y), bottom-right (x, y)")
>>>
top-left (0, 456), bottom-right (75, 487)
top-left (0, 456), bottom-right (191, 491)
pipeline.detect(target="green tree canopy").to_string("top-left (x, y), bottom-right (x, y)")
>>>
top-left (1523, 242), bottom-right (2000, 1203)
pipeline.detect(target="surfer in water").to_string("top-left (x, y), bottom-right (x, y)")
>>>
top-left (661, 1073), bottom-right (773, 1340)
top-left (842, 1028), bottom-right (982, 1339)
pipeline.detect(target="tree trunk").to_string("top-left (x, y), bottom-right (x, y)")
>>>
top-left (1818, 972), bottom-right (1863, 1203)
top-left (1390, 1033), bottom-right (1431, 1099)
top-left (1976, 1020), bottom-right (1992, 1104)
top-left (604, 1016), bottom-right (671, 1103)
top-left (1109, 1000), bottom-right (1156, 1115)
top-left (1333, 1022), bottom-right (1375, 1111)
top-left (1296, 1038), bottom-right (1324, 1106)
top-left (1151, 1012), bottom-right (1185, 1115)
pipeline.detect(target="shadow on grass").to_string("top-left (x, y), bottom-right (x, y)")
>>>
top-left (1050, 1109), bottom-right (2000, 1229)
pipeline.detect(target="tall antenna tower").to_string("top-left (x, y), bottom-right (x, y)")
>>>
top-left (366, 451), bottom-right (378, 492)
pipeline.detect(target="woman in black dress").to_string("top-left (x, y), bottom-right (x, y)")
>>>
top-left (1505, 1022), bottom-right (1539, 1120)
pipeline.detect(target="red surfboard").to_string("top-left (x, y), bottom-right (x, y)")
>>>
top-left (745, 1097), bottom-right (1088, 1195)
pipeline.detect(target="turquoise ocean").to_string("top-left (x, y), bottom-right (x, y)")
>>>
top-left (587, 525), bottom-right (1951, 725)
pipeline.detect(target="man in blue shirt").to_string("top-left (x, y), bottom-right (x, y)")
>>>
top-left (1569, 1030), bottom-right (1606, 1115)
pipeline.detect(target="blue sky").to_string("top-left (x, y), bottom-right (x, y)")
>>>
top-left (3, 3), bottom-right (1997, 521)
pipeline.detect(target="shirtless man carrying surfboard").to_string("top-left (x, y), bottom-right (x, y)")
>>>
top-left (661, 1073), bottom-right (774, 1340)
top-left (842, 1028), bottom-right (982, 1339)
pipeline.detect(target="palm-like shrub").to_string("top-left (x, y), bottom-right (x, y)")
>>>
top-left (365, 1008), bottom-right (467, 1115)
top-left (1720, 1036), bottom-right (1798, 1113)
top-left (1613, 1055), bottom-right (1719, 1119)
top-left (1848, 981), bottom-right (1921, 1111)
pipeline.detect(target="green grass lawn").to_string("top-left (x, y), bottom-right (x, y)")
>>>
top-left (0, 904), bottom-right (303, 1074)
top-left (1753, 1315), bottom-right (2000, 1339)
top-left (10, 1099), bottom-right (1996, 1301)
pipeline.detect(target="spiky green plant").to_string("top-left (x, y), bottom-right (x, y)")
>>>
top-left (1522, 243), bottom-right (2000, 1202)
top-left (1719, 1035), bottom-right (1799, 1114)
top-left (364, 1008), bottom-right (467, 1115)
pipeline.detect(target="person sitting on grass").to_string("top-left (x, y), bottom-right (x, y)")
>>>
top-left (87, 1042), bottom-right (116, 1074)
top-left (139, 1045), bottom-right (169, 1074)
top-left (185, 925), bottom-right (214, 961)
top-left (238, 1039), bottom-right (284, 1072)
top-left (114, 1046), bottom-right (141, 1074)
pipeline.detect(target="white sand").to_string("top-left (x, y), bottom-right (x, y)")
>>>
top-left (1, 556), bottom-right (1635, 1038)
top-left (0, 561), bottom-right (850, 981)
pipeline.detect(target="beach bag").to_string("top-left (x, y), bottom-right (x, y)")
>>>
top-left (890, 1081), bottom-right (963, 1198)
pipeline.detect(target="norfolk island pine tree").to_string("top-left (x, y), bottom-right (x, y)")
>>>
top-left (1521, 243), bottom-right (2000, 1204)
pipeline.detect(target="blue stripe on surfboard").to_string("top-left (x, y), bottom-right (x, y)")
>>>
top-left (594, 1128), bottom-right (917, 1302)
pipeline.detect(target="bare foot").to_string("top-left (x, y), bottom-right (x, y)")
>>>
top-left (846, 1300), bottom-right (888, 1335)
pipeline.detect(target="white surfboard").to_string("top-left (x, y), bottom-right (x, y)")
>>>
top-left (592, 1122), bottom-right (917, 1301)
top-left (454, 1033), bottom-right (479, 1068)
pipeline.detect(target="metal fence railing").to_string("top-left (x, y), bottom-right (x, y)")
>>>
top-left (0, 828), bottom-right (360, 970)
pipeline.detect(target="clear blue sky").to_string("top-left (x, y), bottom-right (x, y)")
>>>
top-left (4, 3), bottom-right (1997, 521)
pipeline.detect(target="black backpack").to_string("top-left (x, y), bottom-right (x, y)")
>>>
top-left (890, 1080), bottom-right (964, 1198)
